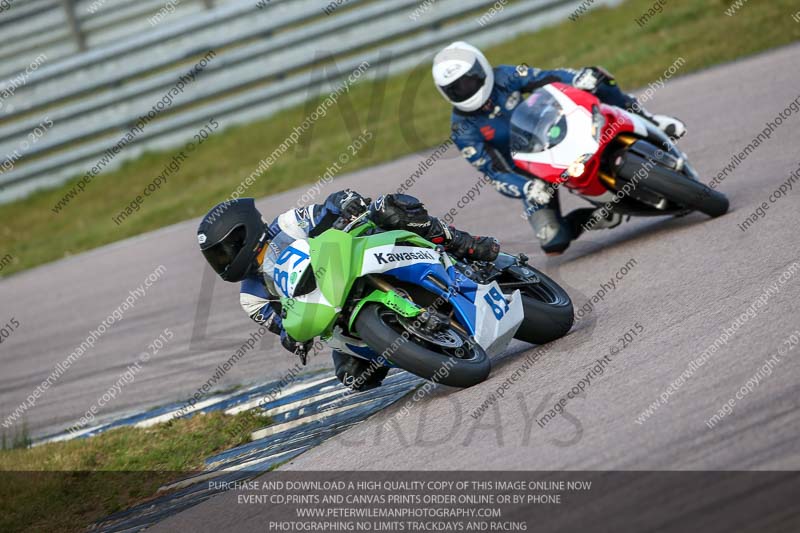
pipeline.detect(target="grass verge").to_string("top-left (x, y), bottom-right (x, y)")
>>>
top-left (0, 0), bottom-right (798, 276)
top-left (0, 410), bottom-right (267, 532)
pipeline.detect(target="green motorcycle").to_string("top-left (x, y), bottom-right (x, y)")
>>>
top-left (263, 214), bottom-right (574, 388)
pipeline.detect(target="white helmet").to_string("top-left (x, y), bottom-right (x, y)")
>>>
top-left (433, 41), bottom-right (494, 112)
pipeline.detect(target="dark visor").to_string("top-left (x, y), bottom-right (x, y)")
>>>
top-left (439, 59), bottom-right (487, 103)
top-left (201, 225), bottom-right (247, 275)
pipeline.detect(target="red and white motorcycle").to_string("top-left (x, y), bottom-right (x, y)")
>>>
top-left (510, 82), bottom-right (728, 220)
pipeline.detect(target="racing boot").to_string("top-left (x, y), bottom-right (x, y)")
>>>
top-left (586, 209), bottom-right (623, 230)
top-left (627, 100), bottom-right (687, 139)
top-left (527, 206), bottom-right (574, 256)
top-left (567, 207), bottom-right (623, 233)
top-left (428, 218), bottom-right (500, 262)
top-left (332, 351), bottom-right (390, 391)
top-left (649, 114), bottom-right (687, 139)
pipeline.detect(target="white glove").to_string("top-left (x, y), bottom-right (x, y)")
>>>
top-left (573, 66), bottom-right (613, 93)
top-left (524, 179), bottom-right (553, 206)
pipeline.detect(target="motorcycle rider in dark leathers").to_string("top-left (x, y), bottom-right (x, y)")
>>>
top-left (433, 41), bottom-right (687, 254)
top-left (197, 190), bottom-right (499, 391)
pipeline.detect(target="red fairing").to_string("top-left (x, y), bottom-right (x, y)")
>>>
top-left (599, 104), bottom-right (637, 146)
top-left (557, 83), bottom-right (598, 109)
top-left (512, 83), bottom-right (637, 197)
top-left (567, 105), bottom-right (637, 196)
top-left (513, 160), bottom-right (563, 183)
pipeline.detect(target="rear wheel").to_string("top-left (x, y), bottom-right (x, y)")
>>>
top-left (505, 267), bottom-right (574, 345)
top-left (354, 304), bottom-right (491, 388)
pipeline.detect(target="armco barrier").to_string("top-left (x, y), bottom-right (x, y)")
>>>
top-left (0, 0), bottom-right (620, 203)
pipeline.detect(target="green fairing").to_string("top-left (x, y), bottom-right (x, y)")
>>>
top-left (279, 222), bottom-right (435, 342)
top-left (310, 229), bottom-right (356, 307)
top-left (280, 299), bottom-right (338, 342)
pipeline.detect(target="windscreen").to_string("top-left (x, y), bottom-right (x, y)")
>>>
top-left (510, 90), bottom-right (567, 155)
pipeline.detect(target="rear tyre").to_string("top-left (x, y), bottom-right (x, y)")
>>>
top-left (507, 268), bottom-right (574, 345)
top-left (354, 304), bottom-right (491, 388)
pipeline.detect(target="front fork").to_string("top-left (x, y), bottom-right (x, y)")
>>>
top-left (597, 130), bottom-right (698, 211)
top-left (360, 275), bottom-right (471, 338)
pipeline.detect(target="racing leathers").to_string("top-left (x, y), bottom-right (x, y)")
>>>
top-left (239, 190), bottom-right (499, 391)
top-left (450, 64), bottom-right (672, 254)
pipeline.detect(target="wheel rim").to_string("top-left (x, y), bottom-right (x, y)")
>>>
top-left (397, 314), bottom-right (463, 348)
top-left (377, 309), bottom-right (480, 361)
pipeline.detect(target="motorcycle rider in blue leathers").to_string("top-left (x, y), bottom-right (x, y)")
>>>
top-left (432, 41), bottom-right (687, 254)
top-left (196, 190), bottom-right (499, 391)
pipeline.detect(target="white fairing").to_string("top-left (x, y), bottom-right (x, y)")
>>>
top-left (329, 278), bottom-right (522, 360)
top-left (360, 245), bottom-right (441, 275)
top-left (620, 109), bottom-right (650, 137)
top-left (271, 239), bottom-right (312, 298)
top-left (360, 245), bottom-right (522, 356)
top-left (473, 282), bottom-right (524, 356)
top-left (513, 85), bottom-right (599, 170)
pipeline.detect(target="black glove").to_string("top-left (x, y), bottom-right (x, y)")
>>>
top-left (281, 332), bottom-right (314, 365)
top-left (339, 190), bottom-right (372, 220)
top-left (369, 193), bottom-right (432, 231)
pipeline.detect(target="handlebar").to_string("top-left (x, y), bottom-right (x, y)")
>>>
top-left (341, 211), bottom-right (370, 233)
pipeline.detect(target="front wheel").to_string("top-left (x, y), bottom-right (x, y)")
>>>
top-left (505, 267), bottom-right (574, 345)
top-left (354, 304), bottom-right (491, 388)
top-left (621, 152), bottom-right (729, 217)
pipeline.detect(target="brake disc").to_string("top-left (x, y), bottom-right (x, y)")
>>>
top-left (397, 314), bottom-right (464, 348)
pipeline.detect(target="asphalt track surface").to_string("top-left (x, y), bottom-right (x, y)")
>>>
top-left (1, 41), bottom-right (800, 527)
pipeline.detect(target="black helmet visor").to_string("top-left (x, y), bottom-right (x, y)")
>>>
top-left (439, 59), bottom-right (487, 103)
top-left (201, 225), bottom-right (247, 276)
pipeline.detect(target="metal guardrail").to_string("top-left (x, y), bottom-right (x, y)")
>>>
top-left (0, 0), bottom-right (220, 77)
top-left (0, 0), bottom-right (619, 203)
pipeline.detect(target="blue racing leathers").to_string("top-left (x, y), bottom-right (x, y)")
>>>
top-left (238, 190), bottom-right (350, 335)
top-left (451, 64), bottom-right (634, 199)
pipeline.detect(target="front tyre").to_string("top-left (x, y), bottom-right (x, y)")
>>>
top-left (620, 152), bottom-right (729, 217)
top-left (645, 168), bottom-right (728, 217)
top-left (354, 304), bottom-right (491, 388)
